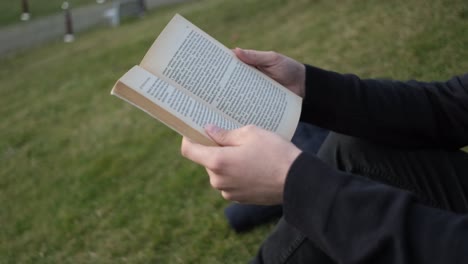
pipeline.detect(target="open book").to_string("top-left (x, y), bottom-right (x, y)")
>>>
top-left (111, 14), bottom-right (302, 146)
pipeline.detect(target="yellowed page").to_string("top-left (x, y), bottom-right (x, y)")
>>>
top-left (111, 66), bottom-right (240, 144)
top-left (140, 14), bottom-right (301, 140)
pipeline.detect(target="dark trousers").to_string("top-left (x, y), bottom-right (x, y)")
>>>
top-left (252, 132), bottom-right (468, 264)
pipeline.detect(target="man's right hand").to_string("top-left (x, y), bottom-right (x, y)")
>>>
top-left (233, 48), bottom-right (306, 98)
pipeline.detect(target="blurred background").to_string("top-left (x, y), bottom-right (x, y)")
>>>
top-left (1, 0), bottom-right (467, 262)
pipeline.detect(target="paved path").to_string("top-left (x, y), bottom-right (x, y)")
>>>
top-left (0, 0), bottom-right (188, 58)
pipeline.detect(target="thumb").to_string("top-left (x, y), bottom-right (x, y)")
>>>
top-left (205, 124), bottom-right (240, 146)
top-left (234, 48), bottom-right (278, 67)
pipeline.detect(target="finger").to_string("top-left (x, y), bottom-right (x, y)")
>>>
top-left (206, 168), bottom-right (223, 190)
top-left (206, 168), bottom-right (233, 191)
top-left (221, 190), bottom-right (236, 202)
top-left (181, 137), bottom-right (218, 167)
top-left (221, 190), bottom-right (246, 203)
top-left (234, 48), bottom-right (278, 67)
top-left (205, 124), bottom-right (243, 146)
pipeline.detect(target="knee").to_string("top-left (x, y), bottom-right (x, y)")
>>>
top-left (317, 132), bottom-right (370, 172)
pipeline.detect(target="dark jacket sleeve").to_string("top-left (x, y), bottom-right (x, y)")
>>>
top-left (283, 68), bottom-right (468, 263)
top-left (284, 152), bottom-right (468, 264)
top-left (300, 65), bottom-right (468, 149)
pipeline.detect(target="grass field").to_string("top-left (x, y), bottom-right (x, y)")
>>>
top-left (1, 0), bottom-right (98, 27)
top-left (1, 0), bottom-right (468, 263)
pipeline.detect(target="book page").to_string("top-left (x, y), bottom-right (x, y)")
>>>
top-left (141, 14), bottom-right (301, 140)
top-left (113, 66), bottom-right (241, 141)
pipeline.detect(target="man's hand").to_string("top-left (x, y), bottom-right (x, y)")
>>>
top-left (181, 125), bottom-right (302, 205)
top-left (234, 48), bottom-right (306, 98)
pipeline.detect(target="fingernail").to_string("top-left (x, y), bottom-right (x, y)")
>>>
top-left (205, 124), bottom-right (220, 134)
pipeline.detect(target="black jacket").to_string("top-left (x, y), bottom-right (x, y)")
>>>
top-left (283, 65), bottom-right (468, 263)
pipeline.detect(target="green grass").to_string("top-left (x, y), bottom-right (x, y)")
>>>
top-left (1, 0), bottom-right (98, 27)
top-left (1, 0), bottom-right (467, 262)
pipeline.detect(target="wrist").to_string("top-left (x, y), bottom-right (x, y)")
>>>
top-left (298, 63), bottom-right (306, 98)
top-left (277, 146), bottom-right (302, 203)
